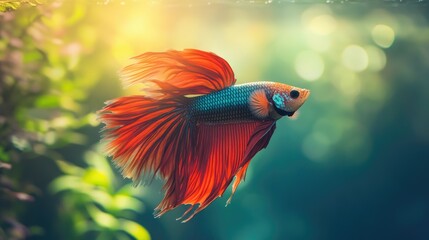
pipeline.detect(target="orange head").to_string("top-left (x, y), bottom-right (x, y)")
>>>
top-left (268, 83), bottom-right (310, 119)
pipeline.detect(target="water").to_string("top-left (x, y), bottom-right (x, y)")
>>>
top-left (1, 1), bottom-right (428, 240)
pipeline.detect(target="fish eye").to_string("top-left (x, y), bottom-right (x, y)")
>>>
top-left (290, 90), bottom-right (300, 99)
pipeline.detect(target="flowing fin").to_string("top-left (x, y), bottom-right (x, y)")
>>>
top-left (155, 120), bottom-right (276, 222)
top-left (226, 121), bottom-right (276, 206)
top-left (249, 89), bottom-right (270, 118)
top-left (98, 95), bottom-right (193, 183)
top-left (121, 49), bottom-right (236, 96)
top-left (226, 161), bottom-right (250, 207)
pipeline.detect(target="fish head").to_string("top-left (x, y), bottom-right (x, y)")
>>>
top-left (270, 85), bottom-right (310, 118)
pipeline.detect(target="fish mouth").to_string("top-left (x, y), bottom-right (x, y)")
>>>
top-left (302, 89), bottom-right (310, 100)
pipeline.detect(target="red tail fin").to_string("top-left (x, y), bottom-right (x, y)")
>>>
top-left (98, 95), bottom-right (192, 183)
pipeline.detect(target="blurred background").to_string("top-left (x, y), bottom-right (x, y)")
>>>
top-left (1, 0), bottom-right (429, 239)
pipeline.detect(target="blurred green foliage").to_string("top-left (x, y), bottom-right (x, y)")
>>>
top-left (50, 147), bottom-right (150, 240)
top-left (1, 1), bottom-right (429, 240)
top-left (0, 1), bottom-right (45, 12)
top-left (0, 1), bottom-right (149, 239)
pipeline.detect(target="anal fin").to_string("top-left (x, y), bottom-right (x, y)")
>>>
top-left (168, 120), bottom-right (276, 222)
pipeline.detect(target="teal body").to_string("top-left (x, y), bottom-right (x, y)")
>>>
top-left (189, 82), bottom-right (274, 124)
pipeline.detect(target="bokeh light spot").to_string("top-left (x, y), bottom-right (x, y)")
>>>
top-left (302, 131), bottom-right (330, 162)
top-left (308, 15), bottom-right (337, 35)
top-left (294, 51), bottom-right (325, 81)
top-left (371, 24), bottom-right (395, 48)
top-left (52, 116), bottom-right (72, 129)
top-left (341, 45), bottom-right (368, 72)
top-left (332, 71), bottom-right (362, 98)
top-left (43, 67), bottom-right (65, 81)
top-left (366, 45), bottom-right (387, 71)
top-left (307, 36), bottom-right (331, 52)
top-left (301, 5), bottom-right (332, 24)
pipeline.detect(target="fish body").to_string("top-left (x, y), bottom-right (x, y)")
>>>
top-left (190, 83), bottom-right (265, 123)
top-left (98, 49), bottom-right (310, 222)
top-left (190, 82), bottom-right (308, 123)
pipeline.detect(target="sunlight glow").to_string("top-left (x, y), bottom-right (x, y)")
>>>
top-left (366, 45), bottom-right (387, 71)
top-left (294, 51), bottom-right (324, 81)
top-left (341, 45), bottom-right (368, 72)
top-left (308, 14), bottom-right (337, 35)
top-left (335, 72), bottom-right (361, 97)
top-left (307, 36), bottom-right (331, 52)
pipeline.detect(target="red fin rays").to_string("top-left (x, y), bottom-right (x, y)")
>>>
top-left (227, 121), bottom-right (276, 206)
top-left (121, 49), bottom-right (236, 96)
top-left (98, 96), bottom-right (193, 183)
top-left (156, 121), bottom-right (276, 222)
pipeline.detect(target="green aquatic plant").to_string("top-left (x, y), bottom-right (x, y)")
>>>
top-left (0, 1), bottom-right (46, 12)
top-left (50, 146), bottom-right (150, 240)
top-left (0, 6), bottom-right (52, 239)
top-left (0, 2), bottom-right (150, 239)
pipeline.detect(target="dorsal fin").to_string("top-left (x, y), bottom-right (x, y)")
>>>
top-left (121, 49), bottom-right (236, 96)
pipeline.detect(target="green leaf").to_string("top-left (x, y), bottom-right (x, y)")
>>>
top-left (0, 147), bottom-right (10, 162)
top-left (86, 189), bottom-right (112, 207)
top-left (49, 175), bottom-right (88, 194)
top-left (81, 113), bottom-right (100, 127)
top-left (23, 50), bottom-right (43, 63)
top-left (0, 2), bottom-right (20, 12)
top-left (87, 204), bottom-right (119, 229)
top-left (35, 94), bottom-right (61, 108)
top-left (121, 219), bottom-right (151, 240)
top-left (84, 151), bottom-right (114, 183)
top-left (55, 160), bottom-right (84, 175)
top-left (11, 135), bottom-right (31, 151)
top-left (111, 194), bottom-right (143, 212)
top-left (42, 66), bottom-right (65, 82)
top-left (82, 167), bottom-right (109, 188)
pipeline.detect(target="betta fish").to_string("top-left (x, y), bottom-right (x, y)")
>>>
top-left (98, 49), bottom-right (310, 222)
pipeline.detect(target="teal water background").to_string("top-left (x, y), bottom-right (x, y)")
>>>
top-left (1, 1), bottom-right (429, 240)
